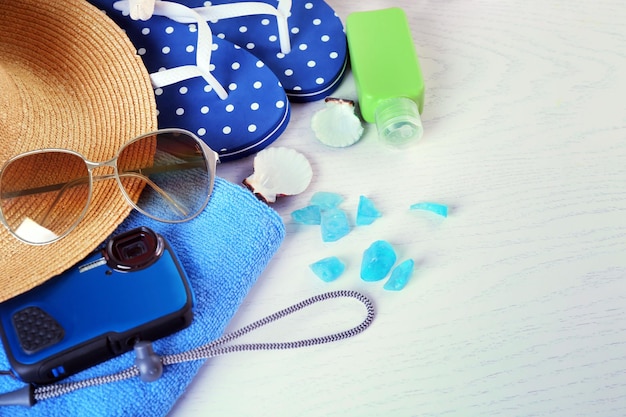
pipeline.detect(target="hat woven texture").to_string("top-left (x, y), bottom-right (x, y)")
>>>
top-left (0, 0), bottom-right (157, 301)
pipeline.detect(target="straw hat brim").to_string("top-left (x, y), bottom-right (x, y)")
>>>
top-left (0, 0), bottom-right (157, 301)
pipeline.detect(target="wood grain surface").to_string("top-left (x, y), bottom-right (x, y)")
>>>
top-left (170, 1), bottom-right (626, 416)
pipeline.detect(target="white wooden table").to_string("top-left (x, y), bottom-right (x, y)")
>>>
top-left (171, 1), bottom-right (626, 416)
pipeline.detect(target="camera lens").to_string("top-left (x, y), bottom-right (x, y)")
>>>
top-left (105, 227), bottom-right (164, 271)
top-left (121, 240), bottom-right (148, 260)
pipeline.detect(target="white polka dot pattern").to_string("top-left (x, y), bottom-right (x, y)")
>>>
top-left (204, 0), bottom-right (348, 102)
top-left (90, 0), bottom-right (291, 161)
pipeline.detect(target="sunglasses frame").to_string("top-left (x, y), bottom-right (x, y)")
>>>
top-left (0, 128), bottom-right (219, 245)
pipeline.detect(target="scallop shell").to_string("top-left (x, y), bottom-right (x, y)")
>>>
top-left (243, 147), bottom-right (313, 203)
top-left (311, 97), bottom-right (364, 147)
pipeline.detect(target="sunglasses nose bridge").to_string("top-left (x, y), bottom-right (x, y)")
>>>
top-left (85, 158), bottom-right (118, 180)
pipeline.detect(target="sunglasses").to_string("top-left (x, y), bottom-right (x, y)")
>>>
top-left (0, 128), bottom-right (218, 245)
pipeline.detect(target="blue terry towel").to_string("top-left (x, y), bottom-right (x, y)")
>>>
top-left (0, 177), bottom-right (285, 417)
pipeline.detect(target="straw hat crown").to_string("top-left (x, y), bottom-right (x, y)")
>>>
top-left (0, 0), bottom-right (157, 301)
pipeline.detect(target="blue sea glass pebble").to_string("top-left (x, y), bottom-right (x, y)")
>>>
top-left (291, 205), bottom-right (322, 225)
top-left (356, 195), bottom-right (382, 226)
top-left (310, 192), bottom-right (344, 210)
top-left (320, 208), bottom-right (350, 242)
top-left (309, 256), bottom-right (346, 282)
top-left (409, 202), bottom-right (448, 217)
top-left (360, 240), bottom-right (397, 282)
top-left (384, 259), bottom-right (415, 291)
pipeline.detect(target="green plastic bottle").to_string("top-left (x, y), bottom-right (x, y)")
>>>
top-left (346, 8), bottom-right (425, 146)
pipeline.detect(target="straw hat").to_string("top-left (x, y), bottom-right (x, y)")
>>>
top-left (0, 0), bottom-right (157, 301)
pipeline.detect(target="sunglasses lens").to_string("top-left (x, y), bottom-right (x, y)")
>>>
top-left (117, 130), bottom-right (214, 222)
top-left (0, 152), bottom-right (90, 244)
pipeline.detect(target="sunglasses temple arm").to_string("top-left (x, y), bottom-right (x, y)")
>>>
top-left (0, 180), bottom-right (85, 200)
top-left (118, 172), bottom-right (189, 217)
top-left (0, 160), bottom-right (206, 200)
top-left (128, 159), bottom-right (206, 176)
top-left (37, 177), bottom-right (91, 227)
top-left (3, 170), bottom-right (189, 225)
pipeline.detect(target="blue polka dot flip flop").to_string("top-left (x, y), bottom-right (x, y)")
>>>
top-left (89, 0), bottom-right (290, 161)
top-left (187, 0), bottom-right (348, 102)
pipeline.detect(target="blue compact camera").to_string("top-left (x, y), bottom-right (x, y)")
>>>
top-left (0, 227), bottom-right (193, 385)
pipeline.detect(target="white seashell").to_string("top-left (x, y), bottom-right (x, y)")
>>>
top-left (311, 97), bottom-right (364, 147)
top-left (243, 147), bottom-right (313, 203)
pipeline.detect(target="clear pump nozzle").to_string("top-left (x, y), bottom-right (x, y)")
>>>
top-left (375, 97), bottom-right (423, 146)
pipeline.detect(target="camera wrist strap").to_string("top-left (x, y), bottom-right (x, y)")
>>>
top-left (1, 290), bottom-right (375, 407)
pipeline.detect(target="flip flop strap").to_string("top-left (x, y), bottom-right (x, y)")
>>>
top-left (193, 0), bottom-right (292, 54)
top-left (114, 0), bottom-right (229, 100)
top-left (127, 0), bottom-right (155, 20)
top-left (118, 0), bottom-right (292, 53)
